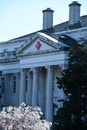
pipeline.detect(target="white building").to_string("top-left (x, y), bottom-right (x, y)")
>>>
top-left (0, 1), bottom-right (87, 122)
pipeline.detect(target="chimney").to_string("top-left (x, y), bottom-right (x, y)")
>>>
top-left (42, 8), bottom-right (54, 30)
top-left (69, 1), bottom-right (81, 26)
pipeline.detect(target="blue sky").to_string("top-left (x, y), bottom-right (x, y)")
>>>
top-left (0, 0), bottom-right (87, 42)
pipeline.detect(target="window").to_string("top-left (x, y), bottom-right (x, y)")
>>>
top-left (13, 76), bottom-right (16, 93)
top-left (2, 77), bottom-right (5, 93)
top-left (25, 75), bottom-right (28, 92)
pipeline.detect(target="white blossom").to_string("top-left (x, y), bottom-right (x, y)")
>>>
top-left (0, 103), bottom-right (52, 130)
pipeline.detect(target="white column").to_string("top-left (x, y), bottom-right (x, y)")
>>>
top-left (4, 74), bottom-right (10, 106)
top-left (16, 72), bottom-right (20, 106)
top-left (9, 73), bottom-right (13, 104)
top-left (26, 70), bottom-right (32, 106)
top-left (45, 66), bottom-right (53, 122)
top-left (38, 68), bottom-right (46, 114)
top-left (19, 69), bottom-right (26, 104)
top-left (32, 68), bottom-right (39, 107)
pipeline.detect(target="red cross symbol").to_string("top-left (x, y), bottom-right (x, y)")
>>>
top-left (35, 41), bottom-right (41, 50)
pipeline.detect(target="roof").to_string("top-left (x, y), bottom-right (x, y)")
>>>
top-left (2, 15), bottom-right (87, 43)
top-left (53, 15), bottom-right (87, 33)
top-left (38, 32), bottom-right (58, 43)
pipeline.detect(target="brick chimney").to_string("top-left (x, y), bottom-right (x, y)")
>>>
top-left (69, 1), bottom-right (81, 26)
top-left (42, 8), bottom-right (54, 30)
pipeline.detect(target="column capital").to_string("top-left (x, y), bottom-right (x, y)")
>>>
top-left (20, 68), bottom-right (25, 72)
top-left (45, 65), bottom-right (53, 70)
top-left (20, 69), bottom-right (26, 76)
top-left (31, 67), bottom-right (39, 75)
top-left (32, 67), bottom-right (38, 71)
top-left (45, 66), bottom-right (53, 75)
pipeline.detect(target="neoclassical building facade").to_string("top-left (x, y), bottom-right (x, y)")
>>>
top-left (0, 1), bottom-right (87, 122)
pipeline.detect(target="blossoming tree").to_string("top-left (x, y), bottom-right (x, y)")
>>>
top-left (0, 102), bottom-right (52, 130)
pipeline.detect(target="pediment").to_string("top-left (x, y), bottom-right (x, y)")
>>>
top-left (18, 32), bottom-right (59, 55)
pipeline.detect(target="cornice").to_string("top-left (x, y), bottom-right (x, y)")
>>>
top-left (18, 48), bottom-right (66, 57)
top-left (0, 58), bottom-right (19, 63)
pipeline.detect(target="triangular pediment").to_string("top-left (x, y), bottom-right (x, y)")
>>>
top-left (18, 32), bottom-right (59, 55)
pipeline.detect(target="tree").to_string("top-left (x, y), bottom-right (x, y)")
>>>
top-left (0, 102), bottom-right (52, 130)
top-left (54, 44), bottom-right (87, 130)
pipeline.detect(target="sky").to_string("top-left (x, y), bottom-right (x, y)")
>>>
top-left (0, 0), bottom-right (87, 42)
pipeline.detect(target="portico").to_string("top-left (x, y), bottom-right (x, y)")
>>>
top-left (19, 66), bottom-right (53, 122)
